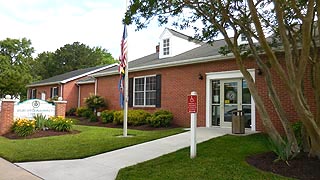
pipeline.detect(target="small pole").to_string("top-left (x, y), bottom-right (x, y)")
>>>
top-left (190, 91), bottom-right (197, 159)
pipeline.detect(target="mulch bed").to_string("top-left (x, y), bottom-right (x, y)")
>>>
top-left (3, 130), bottom-right (80, 140)
top-left (246, 151), bottom-right (320, 180)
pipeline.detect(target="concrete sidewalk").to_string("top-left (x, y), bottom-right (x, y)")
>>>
top-left (15, 127), bottom-right (242, 180)
top-left (0, 158), bottom-right (41, 180)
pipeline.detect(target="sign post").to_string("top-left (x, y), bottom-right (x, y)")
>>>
top-left (188, 91), bottom-right (198, 159)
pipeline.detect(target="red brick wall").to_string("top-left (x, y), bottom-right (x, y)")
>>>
top-left (79, 83), bottom-right (95, 107)
top-left (0, 100), bottom-right (15, 135)
top-left (62, 80), bottom-right (79, 110)
top-left (96, 57), bottom-right (315, 133)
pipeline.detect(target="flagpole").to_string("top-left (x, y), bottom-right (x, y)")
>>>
top-left (123, 0), bottom-right (129, 137)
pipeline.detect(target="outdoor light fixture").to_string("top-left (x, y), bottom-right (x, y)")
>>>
top-left (198, 73), bottom-right (204, 80)
top-left (257, 68), bottom-right (263, 75)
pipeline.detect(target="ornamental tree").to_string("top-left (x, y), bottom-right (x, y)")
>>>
top-left (124, 0), bottom-right (320, 159)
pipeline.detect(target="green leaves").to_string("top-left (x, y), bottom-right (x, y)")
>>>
top-left (34, 42), bottom-right (117, 80)
top-left (0, 38), bottom-right (35, 98)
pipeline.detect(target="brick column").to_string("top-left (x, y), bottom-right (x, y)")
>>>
top-left (54, 101), bottom-right (67, 118)
top-left (0, 100), bottom-right (15, 135)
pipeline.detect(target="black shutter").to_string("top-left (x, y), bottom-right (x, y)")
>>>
top-left (35, 89), bottom-right (37, 99)
top-left (29, 89), bottom-right (32, 99)
top-left (156, 74), bottom-right (161, 108)
top-left (128, 78), bottom-right (133, 107)
top-left (50, 87), bottom-right (53, 98)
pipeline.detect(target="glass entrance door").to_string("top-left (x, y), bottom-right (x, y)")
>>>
top-left (211, 79), bottom-right (251, 127)
top-left (221, 80), bottom-right (241, 127)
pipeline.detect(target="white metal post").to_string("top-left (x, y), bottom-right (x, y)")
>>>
top-left (190, 91), bottom-right (197, 159)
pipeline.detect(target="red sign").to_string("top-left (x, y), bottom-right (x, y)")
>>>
top-left (187, 95), bottom-right (198, 113)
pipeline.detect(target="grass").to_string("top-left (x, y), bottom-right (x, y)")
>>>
top-left (116, 134), bottom-right (291, 180)
top-left (0, 125), bottom-right (184, 162)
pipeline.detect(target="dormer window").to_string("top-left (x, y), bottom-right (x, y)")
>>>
top-left (240, 34), bottom-right (247, 42)
top-left (163, 38), bottom-right (170, 55)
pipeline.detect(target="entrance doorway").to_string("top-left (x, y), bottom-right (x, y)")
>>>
top-left (211, 79), bottom-right (252, 128)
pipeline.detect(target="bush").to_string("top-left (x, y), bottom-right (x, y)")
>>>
top-left (128, 110), bottom-right (150, 126)
top-left (49, 116), bottom-right (73, 132)
top-left (147, 110), bottom-right (173, 127)
top-left (101, 110), bottom-right (115, 123)
top-left (66, 108), bottom-right (77, 116)
top-left (12, 119), bottom-right (36, 137)
top-left (113, 111), bottom-right (124, 125)
top-left (89, 114), bottom-right (98, 122)
top-left (292, 121), bottom-right (303, 148)
top-left (112, 110), bottom-right (150, 126)
top-left (34, 114), bottom-right (49, 131)
top-left (85, 94), bottom-right (106, 112)
top-left (76, 107), bottom-right (93, 118)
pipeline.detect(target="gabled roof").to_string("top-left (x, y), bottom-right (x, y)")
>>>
top-left (76, 76), bottom-right (95, 85)
top-left (27, 63), bottom-right (117, 87)
top-left (166, 28), bottom-right (203, 44)
top-left (92, 38), bottom-right (231, 77)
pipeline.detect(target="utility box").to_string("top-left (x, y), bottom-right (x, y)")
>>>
top-left (232, 110), bottom-right (245, 134)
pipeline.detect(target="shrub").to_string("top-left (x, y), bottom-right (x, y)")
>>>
top-left (113, 111), bottom-right (124, 125)
top-left (85, 94), bottom-right (106, 113)
top-left (128, 110), bottom-right (150, 126)
top-left (113, 110), bottom-right (150, 126)
top-left (89, 114), bottom-right (98, 122)
top-left (76, 107), bottom-right (93, 118)
top-left (49, 116), bottom-right (73, 132)
top-left (101, 110), bottom-right (115, 123)
top-left (66, 108), bottom-right (77, 116)
top-left (147, 110), bottom-right (173, 127)
top-left (12, 118), bottom-right (36, 137)
top-left (34, 114), bottom-right (49, 131)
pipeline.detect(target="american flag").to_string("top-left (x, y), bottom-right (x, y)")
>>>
top-left (119, 25), bottom-right (127, 108)
top-left (119, 25), bottom-right (128, 74)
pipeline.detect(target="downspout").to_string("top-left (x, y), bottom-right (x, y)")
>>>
top-left (60, 83), bottom-right (63, 99)
top-left (94, 78), bottom-right (97, 95)
top-left (76, 83), bottom-right (81, 108)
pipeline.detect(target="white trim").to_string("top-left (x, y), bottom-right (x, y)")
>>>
top-left (60, 64), bottom-right (118, 83)
top-left (92, 54), bottom-right (234, 78)
top-left (133, 75), bottom-right (157, 107)
top-left (27, 64), bottom-right (117, 87)
top-left (60, 84), bottom-right (63, 99)
top-left (205, 69), bottom-right (256, 131)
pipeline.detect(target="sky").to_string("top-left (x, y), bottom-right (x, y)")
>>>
top-left (0, 0), bottom-right (184, 61)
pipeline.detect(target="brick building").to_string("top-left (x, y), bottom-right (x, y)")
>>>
top-left (27, 64), bottom-right (116, 111)
top-left (90, 28), bottom-right (314, 132)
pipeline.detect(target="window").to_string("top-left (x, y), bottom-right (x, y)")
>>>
top-left (163, 38), bottom-right (170, 55)
top-left (134, 76), bottom-right (157, 106)
top-left (240, 34), bottom-right (247, 42)
top-left (51, 87), bottom-right (59, 98)
top-left (30, 89), bottom-right (37, 99)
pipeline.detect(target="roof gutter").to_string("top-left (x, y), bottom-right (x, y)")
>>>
top-left (92, 54), bottom-right (235, 78)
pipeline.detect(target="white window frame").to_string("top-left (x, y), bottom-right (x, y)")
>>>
top-left (163, 38), bottom-right (170, 56)
top-left (51, 87), bottom-right (58, 98)
top-left (133, 75), bottom-right (157, 107)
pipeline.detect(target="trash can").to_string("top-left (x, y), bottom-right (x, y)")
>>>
top-left (232, 110), bottom-right (245, 134)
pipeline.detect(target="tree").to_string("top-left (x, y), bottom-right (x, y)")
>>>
top-left (34, 42), bottom-right (117, 79)
top-left (0, 38), bottom-right (35, 99)
top-left (124, 0), bottom-right (320, 158)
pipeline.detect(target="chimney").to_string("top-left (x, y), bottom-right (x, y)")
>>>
top-left (156, 44), bottom-right (160, 53)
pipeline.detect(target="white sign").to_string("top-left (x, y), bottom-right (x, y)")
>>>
top-left (14, 99), bottom-right (55, 120)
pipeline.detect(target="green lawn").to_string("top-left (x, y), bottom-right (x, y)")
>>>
top-left (116, 134), bottom-right (291, 180)
top-left (0, 125), bottom-right (184, 162)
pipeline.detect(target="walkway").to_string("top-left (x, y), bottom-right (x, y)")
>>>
top-left (15, 127), bottom-right (250, 180)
